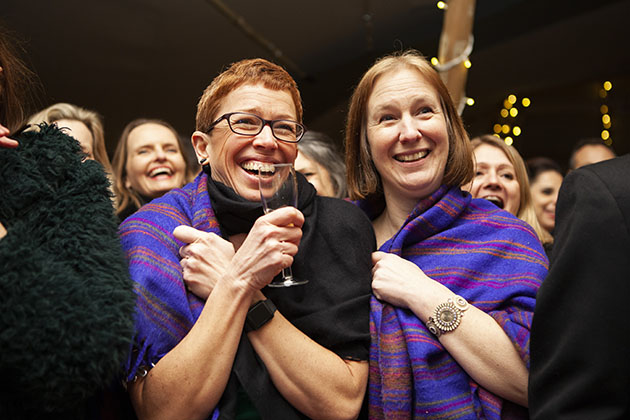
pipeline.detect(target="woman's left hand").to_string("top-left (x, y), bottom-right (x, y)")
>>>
top-left (174, 225), bottom-right (235, 300)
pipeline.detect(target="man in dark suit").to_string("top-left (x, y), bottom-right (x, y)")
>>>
top-left (529, 154), bottom-right (630, 419)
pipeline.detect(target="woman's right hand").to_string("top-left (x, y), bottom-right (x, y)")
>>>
top-left (0, 124), bottom-right (18, 148)
top-left (228, 206), bottom-right (304, 292)
top-left (175, 226), bottom-right (236, 300)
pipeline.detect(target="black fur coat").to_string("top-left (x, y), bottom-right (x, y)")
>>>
top-left (0, 125), bottom-right (135, 419)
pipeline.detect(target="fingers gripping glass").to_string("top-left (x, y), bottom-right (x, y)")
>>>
top-left (206, 112), bottom-right (305, 143)
top-left (258, 163), bottom-right (308, 287)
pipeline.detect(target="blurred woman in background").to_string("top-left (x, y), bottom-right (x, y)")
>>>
top-left (112, 118), bottom-right (197, 222)
top-left (526, 156), bottom-right (563, 238)
top-left (467, 134), bottom-right (552, 247)
top-left (28, 102), bottom-right (113, 175)
top-left (295, 130), bottom-right (347, 198)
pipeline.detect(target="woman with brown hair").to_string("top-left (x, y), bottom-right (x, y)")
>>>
top-left (345, 50), bottom-right (547, 419)
top-left (112, 118), bottom-right (197, 222)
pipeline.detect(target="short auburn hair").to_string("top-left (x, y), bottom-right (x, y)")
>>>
top-left (196, 58), bottom-right (303, 132)
top-left (344, 50), bottom-right (473, 200)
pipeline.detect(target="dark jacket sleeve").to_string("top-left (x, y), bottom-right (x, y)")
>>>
top-left (529, 155), bottom-right (630, 420)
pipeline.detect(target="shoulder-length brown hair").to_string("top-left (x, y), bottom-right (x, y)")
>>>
top-left (345, 49), bottom-right (473, 201)
top-left (111, 118), bottom-right (197, 216)
top-left (470, 134), bottom-right (553, 245)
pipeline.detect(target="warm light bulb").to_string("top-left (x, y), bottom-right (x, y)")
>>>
top-left (510, 108), bottom-right (519, 117)
top-left (603, 81), bottom-right (612, 91)
top-left (431, 57), bottom-right (439, 66)
top-left (513, 126), bottom-right (521, 136)
top-left (601, 130), bottom-right (610, 140)
top-left (604, 121), bottom-right (611, 129)
top-left (466, 97), bottom-right (475, 106)
top-left (508, 95), bottom-right (517, 104)
top-left (599, 89), bottom-right (608, 99)
top-left (502, 124), bottom-right (510, 134)
top-left (600, 105), bottom-right (608, 114)
top-left (500, 109), bottom-right (509, 118)
top-left (503, 99), bottom-right (513, 109)
top-left (522, 98), bottom-right (531, 107)
top-left (464, 59), bottom-right (472, 69)
top-left (504, 137), bottom-right (513, 146)
top-left (604, 138), bottom-right (613, 146)
top-left (437, 1), bottom-right (447, 10)
top-left (493, 124), bottom-right (502, 134)
top-left (602, 114), bottom-right (611, 125)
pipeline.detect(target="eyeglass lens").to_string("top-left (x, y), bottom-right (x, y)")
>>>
top-left (228, 113), bottom-right (302, 142)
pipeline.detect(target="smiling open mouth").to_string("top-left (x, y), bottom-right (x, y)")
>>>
top-left (394, 150), bottom-right (429, 162)
top-left (483, 195), bottom-right (504, 209)
top-left (149, 167), bottom-right (173, 177)
top-left (241, 161), bottom-right (275, 176)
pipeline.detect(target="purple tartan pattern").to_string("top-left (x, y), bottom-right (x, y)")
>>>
top-left (362, 186), bottom-right (548, 419)
top-left (119, 173), bottom-right (219, 380)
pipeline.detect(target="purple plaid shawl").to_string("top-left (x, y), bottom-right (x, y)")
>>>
top-left (358, 186), bottom-right (548, 419)
top-left (119, 171), bottom-right (373, 419)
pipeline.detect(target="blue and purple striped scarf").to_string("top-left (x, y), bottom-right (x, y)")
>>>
top-left (358, 186), bottom-right (548, 419)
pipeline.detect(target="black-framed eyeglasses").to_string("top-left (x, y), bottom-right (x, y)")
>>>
top-left (205, 112), bottom-right (305, 143)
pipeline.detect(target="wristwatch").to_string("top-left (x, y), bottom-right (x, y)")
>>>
top-left (245, 299), bottom-right (277, 332)
top-left (426, 295), bottom-right (469, 337)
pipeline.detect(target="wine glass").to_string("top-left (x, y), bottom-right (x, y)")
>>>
top-left (258, 163), bottom-right (308, 287)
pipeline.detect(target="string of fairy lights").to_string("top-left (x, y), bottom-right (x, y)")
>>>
top-left (599, 81), bottom-right (613, 147)
top-left (432, 1), bottom-right (614, 147)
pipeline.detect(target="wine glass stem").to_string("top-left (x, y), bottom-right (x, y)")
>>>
top-left (282, 266), bottom-right (294, 281)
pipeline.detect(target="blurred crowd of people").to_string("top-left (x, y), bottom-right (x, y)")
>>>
top-left (1, 20), bottom-right (626, 420)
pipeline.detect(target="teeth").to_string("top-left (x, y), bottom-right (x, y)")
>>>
top-left (241, 162), bottom-right (275, 173)
top-left (483, 196), bottom-right (504, 209)
top-left (149, 167), bottom-right (172, 177)
top-left (395, 150), bottom-right (429, 162)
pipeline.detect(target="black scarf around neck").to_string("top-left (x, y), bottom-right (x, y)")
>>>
top-left (203, 164), bottom-right (316, 238)
top-left (201, 164), bottom-right (371, 420)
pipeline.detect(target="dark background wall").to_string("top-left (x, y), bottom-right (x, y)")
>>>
top-left (4, 0), bottom-right (629, 170)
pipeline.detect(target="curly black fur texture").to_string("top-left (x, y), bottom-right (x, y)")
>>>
top-left (0, 124), bottom-right (136, 419)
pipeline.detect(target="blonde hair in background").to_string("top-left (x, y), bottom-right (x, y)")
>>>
top-left (28, 102), bottom-right (113, 176)
top-left (471, 135), bottom-right (553, 245)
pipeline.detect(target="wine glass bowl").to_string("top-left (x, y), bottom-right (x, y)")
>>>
top-left (258, 163), bottom-right (308, 287)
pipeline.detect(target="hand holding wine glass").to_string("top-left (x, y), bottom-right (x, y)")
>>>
top-left (258, 163), bottom-right (308, 287)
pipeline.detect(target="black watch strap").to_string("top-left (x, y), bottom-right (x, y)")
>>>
top-left (245, 299), bottom-right (277, 332)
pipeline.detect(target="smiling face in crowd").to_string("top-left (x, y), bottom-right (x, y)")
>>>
top-left (468, 143), bottom-right (521, 215)
top-left (124, 122), bottom-right (187, 199)
top-left (365, 67), bottom-right (449, 206)
top-left (200, 84), bottom-right (299, 202)
top-left (530, 169), bottom-right (563, 232)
